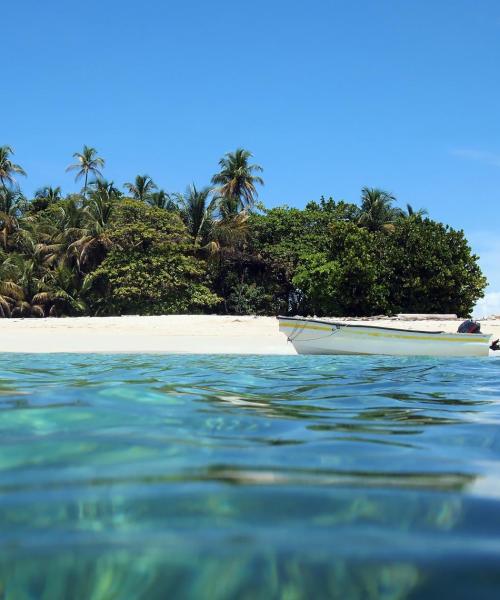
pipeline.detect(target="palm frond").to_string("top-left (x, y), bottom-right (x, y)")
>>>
top-left (32, 292), bottom-right (52, 305)
top-left (0, 296), bottom-right (12, 317)
top-left (31, 305), bottom-right (45, 318)
top-left (0, 280), bottom-right (24, 300)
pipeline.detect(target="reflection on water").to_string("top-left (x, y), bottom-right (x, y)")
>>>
top-left (1, 354), bottom-right (500, 598)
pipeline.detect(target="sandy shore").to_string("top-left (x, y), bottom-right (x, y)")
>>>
top-left (0, 315), bottom-right (499, 354)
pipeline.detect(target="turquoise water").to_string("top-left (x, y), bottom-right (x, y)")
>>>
top-left (1, 354), bottom-right (500, 599)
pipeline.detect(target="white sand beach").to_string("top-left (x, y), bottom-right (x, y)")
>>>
top-left (0, 315), bottom-right (499, 354)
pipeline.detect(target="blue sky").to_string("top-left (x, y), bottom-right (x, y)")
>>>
top-left (3, 0), bottom-right (500, 312)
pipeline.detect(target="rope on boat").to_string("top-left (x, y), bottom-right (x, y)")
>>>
top-left (287, 323), bottom-right (342, 343)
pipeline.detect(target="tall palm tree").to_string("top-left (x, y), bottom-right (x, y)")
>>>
top-left (0, 145), bottom-right (26, 191)
top-left (358, 187), bottom-right (403, 232)
top-left (211, 148), bottom-right (264, 210)
top-left (66, 145), bottom-right (105, 193)
top-left (123, 175), bottom-right (157, 201)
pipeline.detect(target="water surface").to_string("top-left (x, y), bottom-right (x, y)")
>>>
top-left (1, 354), bottom-right (500, 599)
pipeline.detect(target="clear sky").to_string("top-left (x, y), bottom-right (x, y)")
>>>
top-left (3, 0), bottom-right (500, 313)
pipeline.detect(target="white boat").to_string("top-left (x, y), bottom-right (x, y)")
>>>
top-left (278, 316), bottom-right (492, 357)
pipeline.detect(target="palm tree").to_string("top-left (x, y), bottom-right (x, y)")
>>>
top-left (33, 264), bottom-right (91, 316)
top-left (358, 187), bottom-right (403, 232)
top-left (0, 255), bottom-right (87, 318)
top-left (0, 188), bottom-right (25, 249)
top-left (177, 185), bottom-right (248, 254)
top-left (66, 146), bottom-right (105, 193)
top-left (148, 189), bottom-right (177, 211)
top-left (179, 184), bottom-right (248, 258)
top-left (207, 209), bottom-right (249, 256)
top-left (56, 196), bottom-right (86, 232)
top-left (0, 187), bottom-right (24, 215)
top-left (35, 186), bottom-right (62, 202)
top-left (88, 179), bottom-right (121, 202)
top-left (211, 148), bottom-right (264, 210)
top-left (179, 185), bottom-right (216, 243)
top-left (403, 203), bottom-right (428, 219)
top-left (0, 256), bottom-right (45, 317)
top-left (31, 186), bottom-right (62, 212)
top-left (31, 196), bottom-right (88, 270)
top-left (12, 218), bottom-right (60, 270)
top-left (68, 193), bottom-right (114, 271)
top-left (123, 175), bottom-right (157, 201)
top-left (23, 197), bottom-right (86, 272)
top-left (0, 145), bottom-right (26, 191)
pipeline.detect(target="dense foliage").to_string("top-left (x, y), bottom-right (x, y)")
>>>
top-left (89, 202), bottom-right (220, 315)
top-left (0, 145), bottom-right (487, 318)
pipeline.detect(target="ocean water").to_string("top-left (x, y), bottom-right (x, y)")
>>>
top-left (1, 354), bottom-right (500, 600)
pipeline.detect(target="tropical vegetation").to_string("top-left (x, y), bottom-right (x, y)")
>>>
top-left (0, 144), bottom-right (486, 318)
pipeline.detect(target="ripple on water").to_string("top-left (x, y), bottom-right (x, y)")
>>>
top-left (1, 353), bottom-right (500, 599)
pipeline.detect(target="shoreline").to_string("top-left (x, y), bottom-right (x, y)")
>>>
top-left (1, 315), bottom-right (499, 354)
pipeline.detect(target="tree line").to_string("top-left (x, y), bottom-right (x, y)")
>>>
top-left (0, 144), bottom-right (486, 318)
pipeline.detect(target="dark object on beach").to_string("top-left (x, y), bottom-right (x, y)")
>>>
top-left (458, 319), bottom-right (481, 334)
top-left (491, 339), bottom-right (500, 351)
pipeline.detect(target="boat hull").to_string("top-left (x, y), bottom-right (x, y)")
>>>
top-left (278, 318), bottom-right (491, 357)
